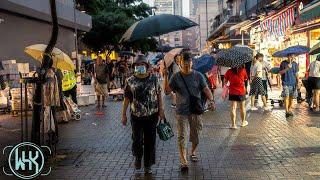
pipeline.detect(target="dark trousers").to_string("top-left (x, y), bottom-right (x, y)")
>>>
top-left (63, 86), bottom-right (77, 104)
top-left (131, 113), bottom-right (158, 167)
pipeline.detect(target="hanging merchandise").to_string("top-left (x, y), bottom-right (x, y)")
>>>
top-left (261, 6), bottom-right (295, 37)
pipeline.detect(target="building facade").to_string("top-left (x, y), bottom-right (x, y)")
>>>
top-left (0, 0), bottom-right (92, 66)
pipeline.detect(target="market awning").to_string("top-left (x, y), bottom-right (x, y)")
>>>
top-left (230, 20), bottom-right (252, 31)
top-left (300, 0), bottom-right (320, 23)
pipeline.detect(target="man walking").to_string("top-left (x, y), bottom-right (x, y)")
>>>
top-left (279, 54), bottom-right (299, 118)
top-left (94, 56), bottom-right (109, 110)
top-left (163, 51), bottom-right (215, 172)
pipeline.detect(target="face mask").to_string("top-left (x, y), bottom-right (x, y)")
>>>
top-left (134, 66), bottom-right (147, 75)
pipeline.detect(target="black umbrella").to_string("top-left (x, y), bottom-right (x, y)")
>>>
top-left (155, 45), bottom-right (174, 53)
top-left (120, 14), bottom-right (198, 42)
top-left (217, 46), bottom-right (253, 68)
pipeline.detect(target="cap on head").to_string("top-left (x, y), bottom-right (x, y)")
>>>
top-left (133, 54), bottom-right (149, 67)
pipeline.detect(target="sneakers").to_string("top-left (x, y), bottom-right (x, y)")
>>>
top-left (171, 104), bottom-right (176, 108)
top-left (251, 106), bottom-right (258, 111)
top-left (263, 106), bottom-right (272, 111)
top-left (241, 121), bottom-right (249, 127)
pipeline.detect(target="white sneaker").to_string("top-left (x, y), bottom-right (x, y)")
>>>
top-left (264, 106), bottom-right (272, 111)
top-left (241, 121), bottom-right (248, 127)
top-left (230, 124), bottom-right (238, 129)
top-left (251, 107), bottom-right (258, 111)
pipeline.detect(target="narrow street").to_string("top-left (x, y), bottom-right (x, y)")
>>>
top-left (2, 89), bottom-right (315, 179)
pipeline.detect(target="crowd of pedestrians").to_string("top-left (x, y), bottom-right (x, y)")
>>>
top-left (116, 49), bottom-right (320, 174)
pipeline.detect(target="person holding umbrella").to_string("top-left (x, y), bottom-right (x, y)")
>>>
top-left (279, 54), bottom-right (299, 118)
top-left (249, 53), bottom-right (271, 111)
top-left (163, 51), bottom-right (215, 172)
top-left (121, 55), bottom-right (165, 174)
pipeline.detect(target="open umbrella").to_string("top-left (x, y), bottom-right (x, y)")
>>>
top-left (163, 48), bottom-right (183, 67)
top-left (120, 14), bottom-right (198, 42)
top-left (25, 44), bottom-right (75, 71)
top-left (310, 42), bottom-right (320, 55)
top-left (273, 45), bottom-right (310, 57)
top-left (155, 45), bottom-right (174, 53)
top-left (118, 51), bottom-right (135, 57)
top-left (216, 46), bottom-right (253, 68)
top-left (192, 54), bottom-right (216, 73)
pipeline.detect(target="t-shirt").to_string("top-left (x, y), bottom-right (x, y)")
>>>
top-left (261, 61), bottom-right (271, 80)
top-left (169, 71), bottom-right (207, 116)
top-left (279, 60), bottom-right (299, 86)
top-left (250, 61), bottom-right (263, 78)
top-left (95, 64), bottom-right (108, 84)
top-left (224, 68), bottom-right (248, 96)
top-left (124, 74), bottom-right (161, 117)
top-left (309, 60), bottom-right (320, 78)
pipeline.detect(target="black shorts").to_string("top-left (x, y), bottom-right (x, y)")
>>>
top-left (229, 95), bottom-right (246, 102)
top-left (309, 77), bottom-right (320, 90)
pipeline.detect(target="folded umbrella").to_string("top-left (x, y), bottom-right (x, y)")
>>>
top-left (25, 44), bottom-right (75, 71)
top-left (120, 14), bottom-right (198, 42)
top-left (163, 48), bottom-right (183, 67)
top-left (273, 45), bottom-right (310, 57)
top-left (192, 54), bottom-right (216, 73)
top-left (216, 46), bottom-right (253, 68)
top-left (309, 42), bottom-right (320, 55)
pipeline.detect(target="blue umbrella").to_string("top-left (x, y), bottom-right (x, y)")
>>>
top-left (151, 54), bottom-right (164, 65)
top-left (192, 54), bottom-right (216, 73)
top-left (273, 45), bottom-right (310, 57)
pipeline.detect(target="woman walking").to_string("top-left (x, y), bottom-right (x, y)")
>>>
top-left (249, 53), bottom-right (271, 111)
top-left (224, 65), bottom-right (248, 129)
top-left (308, 54), bottom-right (320, 112)
top-left (121, 55), bottom-right (165, 174)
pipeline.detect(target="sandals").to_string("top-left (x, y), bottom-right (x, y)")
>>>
top-left (190, 154), bottom-right (199, 162)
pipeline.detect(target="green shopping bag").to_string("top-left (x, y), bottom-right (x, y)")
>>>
top-left (157, 118), bottom-right (174, 141)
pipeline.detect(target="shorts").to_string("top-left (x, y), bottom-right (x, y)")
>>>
top-left (249, 77), bottom-right (266, 96)
top-left (229, 95), bottom-right (246, 102)
top-left (308, 77), bottom-right (320, 90)
top-left (176, 114), bottom-right (202, 147)
top-left (95, 83), bottom-right (108, 96)
top-left (281, 85), bottom-right (298, 98)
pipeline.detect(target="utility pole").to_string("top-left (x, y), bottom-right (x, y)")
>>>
top-left (73, 0), bottom-right (79, 73)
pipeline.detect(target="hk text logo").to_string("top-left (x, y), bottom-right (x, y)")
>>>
top-left (3, 142), bottom-right (51, 179)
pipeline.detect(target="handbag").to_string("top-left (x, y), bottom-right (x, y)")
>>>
top-left (221, 84), bottom-right (229, 100)
top-left (180, 72), bottom-right (204, 115)
top-left (153, 76), bottom-right (174, 141)
top-left (157, 118), bottom-right (174, 141)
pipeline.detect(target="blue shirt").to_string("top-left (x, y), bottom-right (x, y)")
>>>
top-left (279, 60), bottom-right (299, 86)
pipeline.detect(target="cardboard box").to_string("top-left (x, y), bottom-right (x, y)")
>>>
top-left (17, 63), bottom-right (29, 74)
top-left (77, 95), bottom-right (89, 106)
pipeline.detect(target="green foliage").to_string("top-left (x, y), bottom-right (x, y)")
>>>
top-left (77, 0), bottom-right (157, 53)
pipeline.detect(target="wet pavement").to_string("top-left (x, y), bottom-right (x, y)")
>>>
top-left (0, 88), bottom-right (320, 179)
